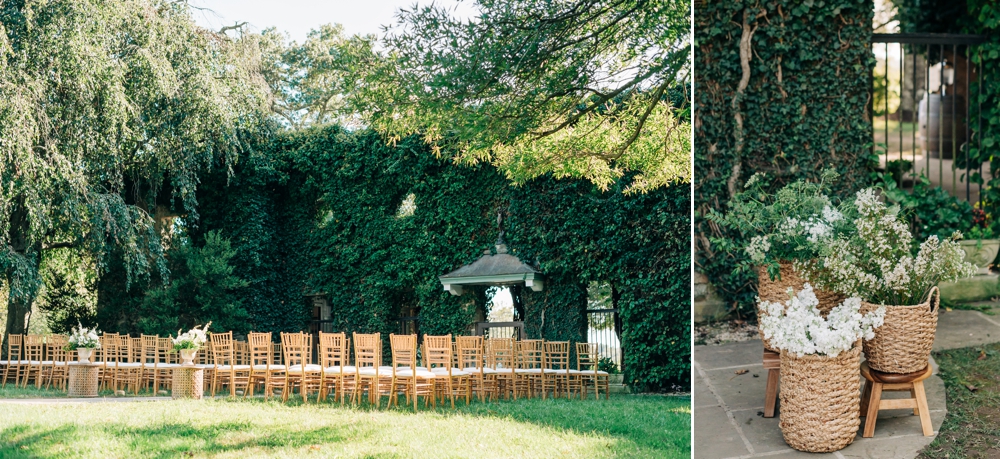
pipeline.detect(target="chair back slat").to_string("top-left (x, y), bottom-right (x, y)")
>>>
top-left (576, 343), bottom-right (599, 372)
top-left (248, 332), bottom-right (273, 367)
top-left (486, 338), bottom-right (515, 369)
top-left (423, 334), bottom-right (452, 370)
top-left (140, 335), bottom-right (159, 365)
top-left (280, 332), bottom-right (309, 367)
top-left (46, 335), bottom-right (69, 363)
top-left (456, 336), bottom-right (484, 370)
top-left (352, 333), bottom-right (381, 369)
top-left (23, 335), bottom-right (44, 362)
top-left (210, 332), bottom-right (235, 366)
top-left (543, 341), bottom-right (570, 371)
top-left (6, 334), bottom-right (23, 362)
top-left (516, 339), bottom-right (543, 370)
top-left (318, 332), bottom-right (349, 368)
top-left (389, 334), bottom-right (418, 370)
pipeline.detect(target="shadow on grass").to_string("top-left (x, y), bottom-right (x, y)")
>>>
top-left (0, 420), bottom-right (375, 459)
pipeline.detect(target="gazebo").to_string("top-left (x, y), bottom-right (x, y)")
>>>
top-left (438, 242), bottom-right (544, 296)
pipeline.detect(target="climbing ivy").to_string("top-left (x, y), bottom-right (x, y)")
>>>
top-left (169, 126), bottom-right (688, 392)
top-left (694, 0), bottom-right (877, 316)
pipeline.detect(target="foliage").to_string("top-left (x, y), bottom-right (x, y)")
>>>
top-left (918, 342), bottom-right (1000, 458)
top-left (598, 357), bottom-right (621, 374)
top-left (881, 175), bottom-right (984, 242)
top-left (0, 0), bottom-right (270, 350)
top-left (694, 0), bottom-right (877, 316)
top-left (759, 284), bottom-right (883, 357)
top-left (168, 126), bottom-right (689, 392)
top-left (357, 0), bottom-right (692, 193)
top-left (37, 249), bottom-right (97, 334)
top-left (707, 170), bottom-right (847, 281)
top-left (259, 23), bottom-right (375, 129)
top-left (804, 189), bottom-right (977, 305)
top-left (135, 232), bottom-right (249, 336)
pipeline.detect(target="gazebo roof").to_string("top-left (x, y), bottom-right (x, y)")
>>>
top-left (438, 243), bottom-right (543, 296)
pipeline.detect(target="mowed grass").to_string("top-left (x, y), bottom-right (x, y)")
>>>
top-left (0, 393), bottom-right (690, 458)
top-left (919, 342), bottom-right (1000, 459)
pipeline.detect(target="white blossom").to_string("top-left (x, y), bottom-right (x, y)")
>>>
top-left (759, 284), bottom-right (886, 358)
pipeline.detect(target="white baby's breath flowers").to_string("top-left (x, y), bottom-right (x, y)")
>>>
top-left (66, 323), bottom-right (101, 350)
top-left (172, 322), bottom-right (212, 351)
top-left (759, 284), bottom-right (885, 358)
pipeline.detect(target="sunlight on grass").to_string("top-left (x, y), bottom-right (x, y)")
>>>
top-left (0, 394), bottom-right (689, 458)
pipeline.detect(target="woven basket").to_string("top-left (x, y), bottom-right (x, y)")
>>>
top-left (67, 364), bottom-right (100, 397)
top-left (779, 342), bottom-right (862, 452)
top-left (757, 262), bottom-right (847, 351)
top-left (861, 287), bottom-right (939, 374)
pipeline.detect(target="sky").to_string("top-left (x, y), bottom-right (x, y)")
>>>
top-left (189, 0), bottom-right (472, 43)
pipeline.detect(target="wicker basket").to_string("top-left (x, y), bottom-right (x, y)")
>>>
top-left (67, 364), bottom-right (100, 397)
top-left (757, 262), bottom-right (847, 351)
top-left (172, 366), bottom-right (205, 400)
top-left (779, 342), bottom-right (862, 452)
top-left (861, 287), bottom-right (939, 374)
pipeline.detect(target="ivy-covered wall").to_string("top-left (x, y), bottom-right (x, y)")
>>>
top-left (694, 0), bottom-right (877, 314)
top-left (177, 126), bottom-right (689, 392)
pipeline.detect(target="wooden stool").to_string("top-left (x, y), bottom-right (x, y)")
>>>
top-left (860, 362), bottom-right (933, 438)
top-left (763, 350), bottom-right (779, 417)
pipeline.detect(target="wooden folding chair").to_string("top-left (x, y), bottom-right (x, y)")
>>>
top-left (514, 339), bottom-right (544, 399)
top-left (353, 333), bottom-right (391, 406)
top-left (425, 334), bottom-right (469, 408)
top-left (486, 337), bottom-right (516, 399)
top-left (572, 343), bottom-right (609, 400)
top-left (21, 335), bottom-right (45, 388)
top-left (389, 334), bottom-right (435, 410)
top-left (542, 341), bottom-right (571, 399)
top-left (248, 332), bottom-right (285, 399)
top-left (113, 335), bottom-right (144, 394)
top-left (318, 332), bottom-right (356, 403)
top-left (210, 332), bottom-right (252, 397)
top-left (458, 335), bottom-right (496, 402)
top-left (42, 335), bottom-right (69, 390)
top-left (2, 334), bottom-right (24, 388)
top-left (280, 332), bottom-right (322, 402)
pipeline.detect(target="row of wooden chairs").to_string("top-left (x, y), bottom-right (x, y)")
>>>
top-left (1, 331), bottom-right (611, 405)
top-left (206, 332), bottom-right (610, 408)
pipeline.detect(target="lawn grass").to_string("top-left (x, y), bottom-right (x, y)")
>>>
top-left (0, 393), bottom-right (690, 458)
top-left (918, 342), bottom-right (1000, 459)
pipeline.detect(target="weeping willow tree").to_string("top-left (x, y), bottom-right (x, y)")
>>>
top-left (0, 0), bottom-right (270, 352)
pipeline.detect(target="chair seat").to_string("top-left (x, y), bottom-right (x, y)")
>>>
top-left (115, 362), bottom-right (142, 368)
top-left (253, 364), bottom-right (286, 371)
top-left (394, 369), bottom-right (436, 378)
top-left (430, 367), bottom-right (469, 376)
top-left (357, 367), bottom-right (396, 376)
top-left (323, 365), bottom-right (357, 375)
top-left (216, 364), bottom-right (252, 371)
top-left (462, 367), bottom-right (496, 374)
top-left (568, 369), bottom-right (609, 375)
top-left (543, 368), bottom-right (570, 374)
top-left (515, 368), bottom-right (542, 374)
top-left (491, 368), bottom-right (515, 374)
top-left (286, 364), bottom-right (322, 373)
top-left (152, 363), bottom-right (181, 369)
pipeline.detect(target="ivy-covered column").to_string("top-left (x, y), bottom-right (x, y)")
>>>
top-left (694, 0), bottom-right (877, 314)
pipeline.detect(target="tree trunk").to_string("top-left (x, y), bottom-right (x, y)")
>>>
top-left (2, 196), bottom-right (37, 359)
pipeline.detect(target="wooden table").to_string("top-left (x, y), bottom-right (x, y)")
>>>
top-left (67, 362), bottom-right (101, 397)
top-left (172, 364), bottom-right (205, 400)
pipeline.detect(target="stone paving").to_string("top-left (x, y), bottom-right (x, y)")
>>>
top-left (694, 305), bottom-right (1000, 459)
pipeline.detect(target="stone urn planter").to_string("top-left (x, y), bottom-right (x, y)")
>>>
top-left (608, 374), bottom-right (627, 393)
top-left (76, 348), bottom-right (94, 363)
top-left (179, 349), bottom-right (198, 365)
top-left (959, 239), bottom-right (1000, 275)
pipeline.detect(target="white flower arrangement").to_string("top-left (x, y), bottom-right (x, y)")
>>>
top-left (759, 284), bottom-right (886, 358)
top-left (65, 323), bottom-right (101, 350)
top-left (804, 188), bottom-right (977, 305)
top-left (172, 322), bottom-right (212, 352)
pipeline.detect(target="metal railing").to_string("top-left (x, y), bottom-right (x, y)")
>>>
top-left (475, 321), bottom-right (524, 340)
top-left (871, 33), bottom-right (987, 203)
top-left (586, 308), bottom-right (622, 371)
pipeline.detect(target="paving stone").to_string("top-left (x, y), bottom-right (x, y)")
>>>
top-left (702, 366), bottom-right (769, 412)
top-left (694, 340), bottom-right (764, 371)
top-left (934, 310), bottom-right (1000, 350)
top-left (694, 372), bottom-right (721, 408)
top-left (694, 404), bottom-right (751, 459)
top-left (729, 408), bottom-right (789, 454)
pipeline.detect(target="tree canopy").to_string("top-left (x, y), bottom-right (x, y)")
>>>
top-left (0, 0), bottom-right (270, 348)
top-left (355, 0), bottom-right (691, 193)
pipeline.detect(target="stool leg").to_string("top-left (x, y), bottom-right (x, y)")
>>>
top-left (764, 368), bottom-right (779, 418)
top-left (913, 381), bottom-right (933, 436)
top-left (860, 380), bottom-right (872, 416)
top-left (863, 382), bottom-right (883, 438)
top-left (910, 387), bottom-right (919, 415)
